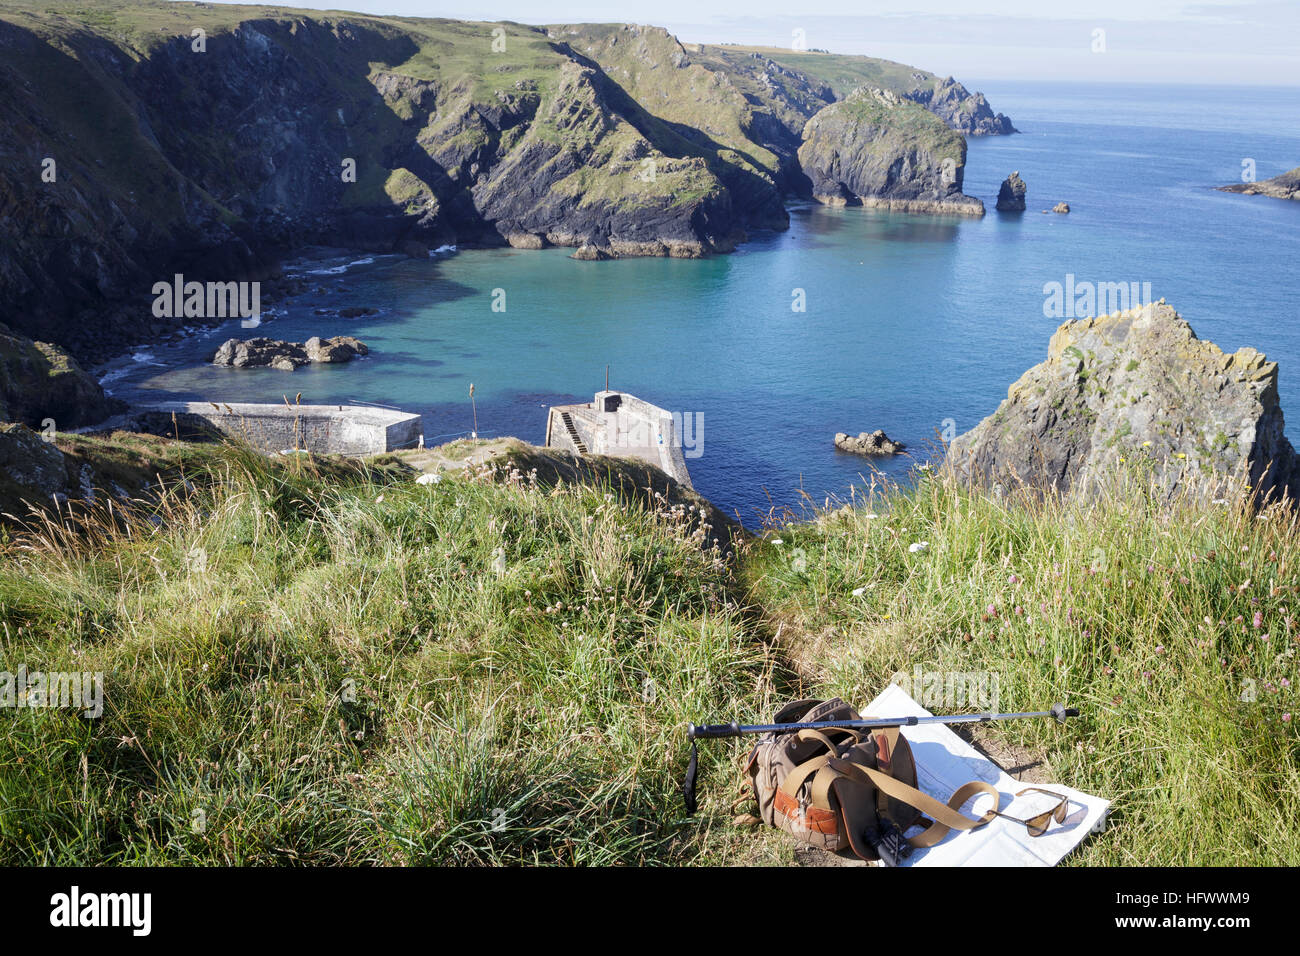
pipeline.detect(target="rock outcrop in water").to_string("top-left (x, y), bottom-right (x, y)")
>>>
top-left (0, 5), bottom-right (1013, 368)
top-left (947, 302), bottom-right (1299, 501)
top-left (996, 172), bottom-right (1027, 211)
top-left (211, 336), bottom-right (369, 371)
top-left (798, 88), bottom-right (984, 216)
top-left (1218, 166), bottom-right (1300, 201)
top-left (835, 430), bottom-right (906, 456)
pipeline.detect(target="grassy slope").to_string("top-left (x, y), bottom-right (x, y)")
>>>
top-left (1, 437), bottom-right (1297, 865)
top-left (715, 45), bottom-right (934, 100)
top-left (821, 89), bottom-right (963, 161)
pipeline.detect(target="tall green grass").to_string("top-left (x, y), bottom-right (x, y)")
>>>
top-left (744, 466), bottom-right (1300, 865)
top-left (0, 445), bottom-right (774, 864)
top-left (1, 443), bottom-right (1297, 864)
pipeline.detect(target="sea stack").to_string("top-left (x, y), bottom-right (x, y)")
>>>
top-left (996, 171), bottom-right (1027, 211)
top-left (947, 302), bottom-right (1299, 502)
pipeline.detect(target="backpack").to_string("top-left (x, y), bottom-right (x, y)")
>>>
top-left (735, 697), bottom-right (1001, 863)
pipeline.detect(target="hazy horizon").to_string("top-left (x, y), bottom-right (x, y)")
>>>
top-left (195, 0), bottom-right (1300, 87)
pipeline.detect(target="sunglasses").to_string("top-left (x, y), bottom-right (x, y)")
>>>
top-left (992, 787), bottom-right (1070, 837)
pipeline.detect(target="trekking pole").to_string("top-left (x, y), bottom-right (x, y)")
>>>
top-left (682, 703), bottom-right (1079, 815)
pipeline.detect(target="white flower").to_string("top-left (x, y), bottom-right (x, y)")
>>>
top-left (851, 587), bottom-right (866, 597)
top-left (771, 538), bottom-right (784, 546)
top-left (416, 473), bottom-right (442, 485)
top-left (864, 513), bottom-right (879, 519)
top-left (908, 541), bottom-right (929, 553)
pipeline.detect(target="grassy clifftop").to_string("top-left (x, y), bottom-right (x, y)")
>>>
top-left (1, 436), bottom-right (1296, 865)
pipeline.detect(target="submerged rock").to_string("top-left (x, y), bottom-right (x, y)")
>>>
top-left (996, 171), bottom-right (1027, 211)
top-left (835, 430), bottom-right (906, 456)
top-left (947, 302), bottom-right (1299, 501)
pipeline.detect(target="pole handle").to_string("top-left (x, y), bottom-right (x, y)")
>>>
top-left (688, 722), bottom-right (741, 740)
top-left (1051, 703), bottom-right (1080, 723)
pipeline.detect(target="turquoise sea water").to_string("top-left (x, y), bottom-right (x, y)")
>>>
top-left (101, 81), bottom-right (1300, 522)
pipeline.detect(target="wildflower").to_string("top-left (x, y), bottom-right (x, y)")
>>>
top-left (1254, 611), bottom-right (1263, 628)
top-left (1282, 678), bottom-right (1292, 689)
top-left (1008, 574), bottom-right (1020, 585)
top-left (1155, 645), bottom-right (1164, 655)
top-left (908, 542), bottom-right (928, 553)
top-left (416, 473), bottom-right (441, 485)
top-left (986, 603), bottom-right (997, 616)
top-left (1281, 713), bottom-right (1291, 723)
top-left (1103, 665), bottom-right (1113, 676)
top-left (851, 587), bottom-right (866, 597)
top-left (771, 538), bottom-right (783, 546)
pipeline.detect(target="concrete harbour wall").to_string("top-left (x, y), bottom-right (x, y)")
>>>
top-left (136, 402), bottom-right (422, 456)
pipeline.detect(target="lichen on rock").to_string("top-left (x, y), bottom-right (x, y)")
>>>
top-left (947, 302), bottom-right (1299, 501)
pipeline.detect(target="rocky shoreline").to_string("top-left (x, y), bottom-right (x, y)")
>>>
top-left (1218, 166), bottom-right (1300, 202)
top-left (0, 8), bottom-right (1015, 370)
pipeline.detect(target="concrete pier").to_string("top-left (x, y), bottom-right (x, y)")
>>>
top-left (136, 401), bottom-right (422, 456)
top-left (545, 391), bottom-right (694, 489)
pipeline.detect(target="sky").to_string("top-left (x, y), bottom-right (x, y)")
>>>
top-left (199, 0), bottom-right (1300, 85)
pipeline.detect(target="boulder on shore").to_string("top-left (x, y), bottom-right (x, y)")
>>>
top-left (835, 430), bottom-right (906, 456)
top-left (947, 302), bottom-right (1299, 501)
top-left (211, 336), bottom-right (369, 370)
top-left (996, 171), bottom-right (1027, 211)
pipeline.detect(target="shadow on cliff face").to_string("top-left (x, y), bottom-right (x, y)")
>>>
top-left (0, 17), bottom-right (474, 362)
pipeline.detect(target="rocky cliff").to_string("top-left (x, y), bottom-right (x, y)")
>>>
top-left (1219, 166), bottom-right (1300, 201)
top-left (0, 2), bottom-right (1012, 369)
top-left (798, 88), bottom-right (984, 216)
top-left (947, 303), bottom-right (1299, 502)
top-left (0, 326), bottom-right (119, 428)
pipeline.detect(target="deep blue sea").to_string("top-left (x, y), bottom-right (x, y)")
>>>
top-left (100, 81), bottom-right (1300, 522)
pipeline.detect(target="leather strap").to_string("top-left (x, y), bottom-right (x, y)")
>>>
top-left (826, 756), bottom-right (999, 848)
